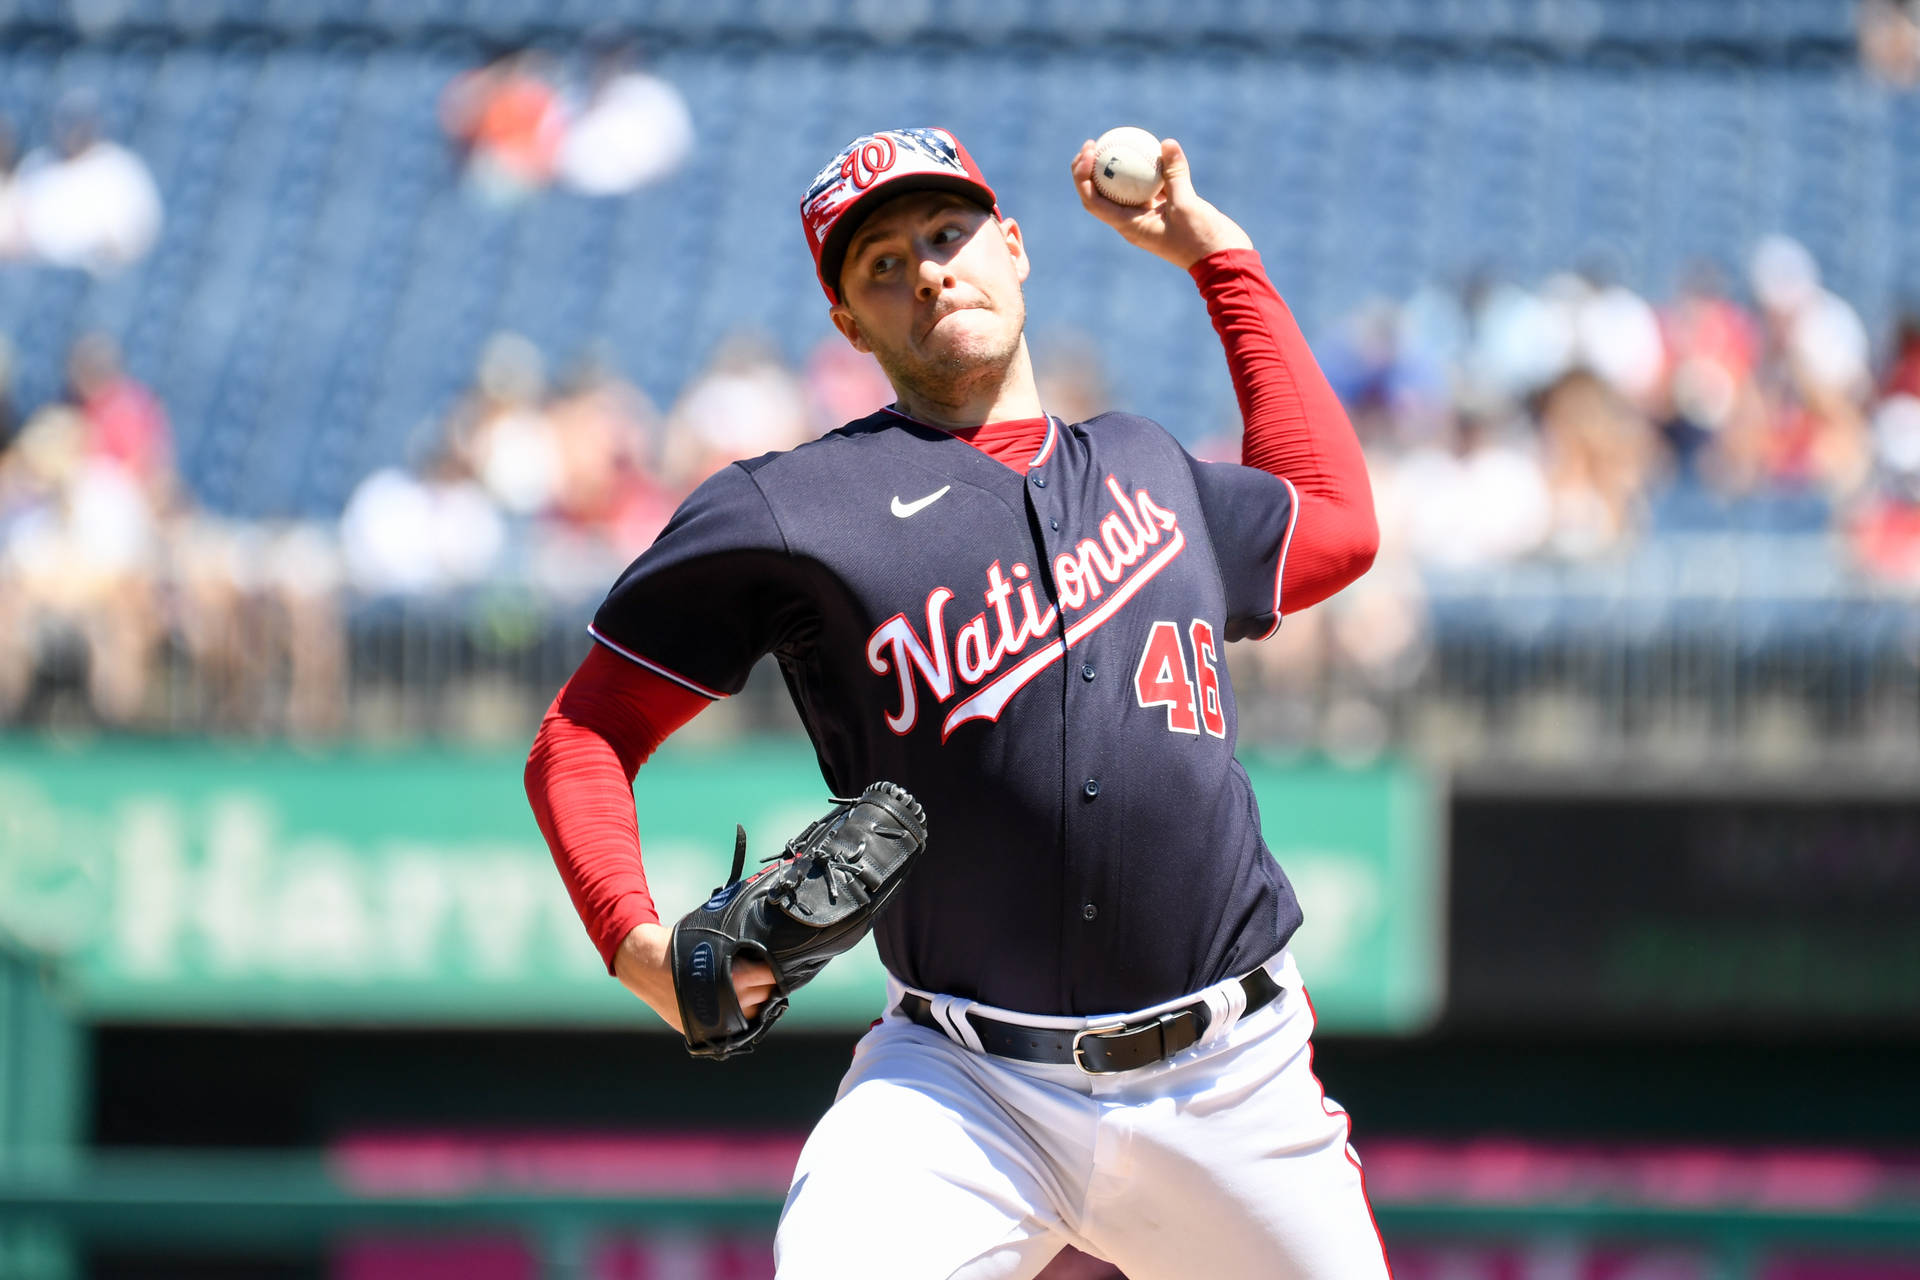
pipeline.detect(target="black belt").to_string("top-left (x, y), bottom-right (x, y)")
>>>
top-left (896, 967), bottom-right (1282, 1075)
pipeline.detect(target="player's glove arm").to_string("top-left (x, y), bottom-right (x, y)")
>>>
top-left (525, 643), bottom-right (707, 971)
top-left (527, 645), bottom-right (783, 1033)
top-left (667, 781), bottom-right (927, 1059)
top-left (528, 645), bottom-right (932, 1061)
top-left (1192, 248), bottom-right (1378, 611)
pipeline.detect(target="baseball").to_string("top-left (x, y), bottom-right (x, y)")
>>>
top-left (1091, 126), bottom-right (1164, 206)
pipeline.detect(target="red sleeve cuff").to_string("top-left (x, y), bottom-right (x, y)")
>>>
top-left (1187, 246), bottom-right (1269, 291)
top-left (591, 894), bottom-right (661, 974)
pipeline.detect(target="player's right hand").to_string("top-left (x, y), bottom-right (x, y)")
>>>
top-left (1070, 137), bottom-right (1254, 270)
top-left (614, 921), bottom-right (777, 1032)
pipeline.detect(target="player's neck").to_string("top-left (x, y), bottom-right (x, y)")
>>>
top-left (889, 341), bottom-right (1045, 430)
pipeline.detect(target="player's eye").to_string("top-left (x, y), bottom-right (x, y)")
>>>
top-left (869, 253), bottom-right (900, 276)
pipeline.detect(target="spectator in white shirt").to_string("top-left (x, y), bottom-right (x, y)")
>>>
top-left (558, 45), bottom-right (694, 197)
top-left (15, 92), bottom-right (162, 274)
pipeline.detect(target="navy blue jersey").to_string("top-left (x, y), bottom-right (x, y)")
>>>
top-left (592, 409), bottom-right (1304, 1016)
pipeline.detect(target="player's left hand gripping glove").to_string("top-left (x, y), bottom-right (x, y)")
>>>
top-left (669, 781), bottom-right (928, 1060)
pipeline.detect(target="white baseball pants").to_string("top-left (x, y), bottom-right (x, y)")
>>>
top-left (774, 952), bottom-right (1393, 1280)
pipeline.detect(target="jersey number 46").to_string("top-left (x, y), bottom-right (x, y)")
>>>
top-left (1133, 619), bottom-right (1226, 738)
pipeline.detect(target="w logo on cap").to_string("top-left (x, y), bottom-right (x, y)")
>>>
top-left (799, 127), bottom-right (999, 301)
top-left (804, 128), bottom-right (965, 211)
top-left (840, 134), bottom-right (898, 191)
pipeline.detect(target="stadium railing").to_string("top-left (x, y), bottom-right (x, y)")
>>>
top-left (16, 543), bottom-right (1915, 771)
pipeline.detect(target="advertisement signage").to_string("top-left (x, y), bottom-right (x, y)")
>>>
top-left (0, 741), bottom-right (1438, 1032)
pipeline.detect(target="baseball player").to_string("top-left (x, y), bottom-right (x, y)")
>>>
top-left (526, 126), bottom-right (1388, 1278)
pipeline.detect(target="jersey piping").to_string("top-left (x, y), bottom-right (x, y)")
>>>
top-left (1259, 476), bottom-right (1302, 641)
top-left (1028, 416), bottom-right (1059, 467)
top-left (587, 623), bottom-right (728, 700)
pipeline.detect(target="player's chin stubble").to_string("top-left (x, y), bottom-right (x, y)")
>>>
top-left (868, 297), bottom-right (1028, 413)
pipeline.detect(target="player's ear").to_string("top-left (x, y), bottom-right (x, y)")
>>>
top-left (999, 216), bottom-right (1030, 284)
top-left (829, 305), bottom-right (872, 354)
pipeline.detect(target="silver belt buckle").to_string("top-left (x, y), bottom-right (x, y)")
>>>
top-left (1071, 1020), bottom-right (1130, 1074)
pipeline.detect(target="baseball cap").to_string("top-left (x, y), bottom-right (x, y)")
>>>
top-left (800, 127), bottom-right (1000, 305)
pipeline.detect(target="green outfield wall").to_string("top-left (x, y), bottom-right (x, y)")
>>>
top-left (0, 739), bottom-right (1440, 1033)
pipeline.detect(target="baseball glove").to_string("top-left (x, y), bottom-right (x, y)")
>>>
top-left (669, 781), bottom-right (928, 1060)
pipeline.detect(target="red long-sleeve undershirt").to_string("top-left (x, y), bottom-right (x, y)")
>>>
top-left (1193, 248), bottom-right (1378, 610)
top-left (526, 248), bottom-right (1378, 971)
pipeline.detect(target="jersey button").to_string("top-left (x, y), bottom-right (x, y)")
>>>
top-left (1083, 778), bottom-right (1100, 798)
top-left (1050, 518), bottom-right (1060, 531)
top-left (1081, 664), bottom-right (1096, 681)
top-left (1082, 903), bottom-right (1098, 921)
top-left (1032, 476), bottom-right (1047, 488)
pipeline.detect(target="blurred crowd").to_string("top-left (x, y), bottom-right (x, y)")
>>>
top-left (0, 312), bottom-right (905, 734)
top-left (8, 226), bottom-right (1917, 743)
top-left (1205, 237), bottom-right (1920, 753)
top-left (330, 320), bottom-right (1144, 610)
top-left (336, 326), bottom-right (896, 601)
top-left (6, 225), bottom-right (1920, 739)
top-left (1862, 0), bottom-right (1920, 87)
top-left (1309, 235), bottom-right (1920, 581)
top-left (0, 90), bottom-right (161, 275)
top-left (3, 30), bottom-right (1917, 743)
top-left (0, 330), bottom-right (342, 736)
top-left (439, 43), bottom-right (693, 204)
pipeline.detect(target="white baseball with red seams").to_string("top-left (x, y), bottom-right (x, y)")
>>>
top-left (1091, 127), bottom-right (1164, 206)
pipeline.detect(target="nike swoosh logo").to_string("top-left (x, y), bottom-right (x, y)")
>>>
top-left (891, 486), bottom-right (951, 518)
